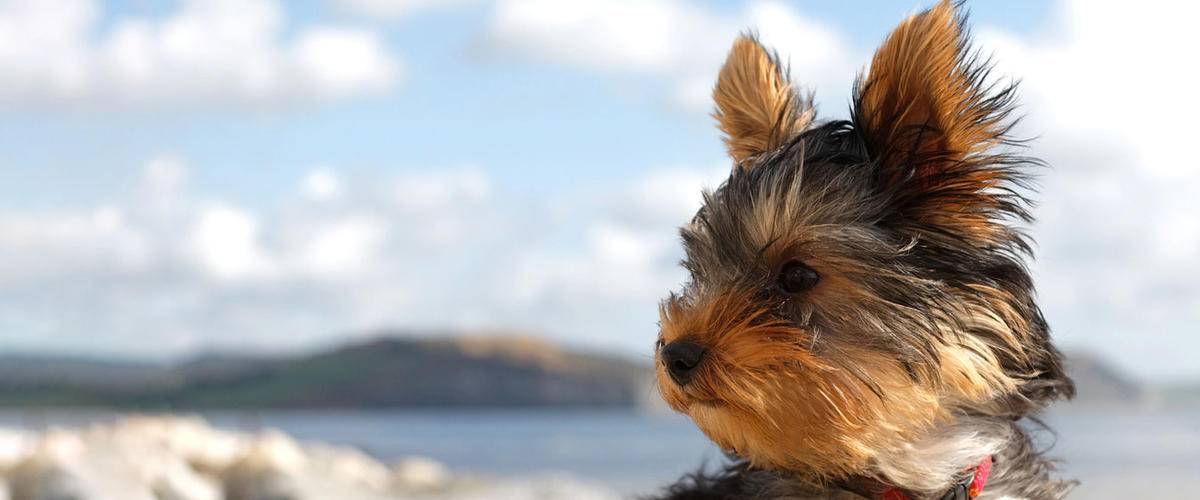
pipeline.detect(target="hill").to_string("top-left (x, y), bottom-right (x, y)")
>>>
top-left (0, 335), bottom-right (654, 409)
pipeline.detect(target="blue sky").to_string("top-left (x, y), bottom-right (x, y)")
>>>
top-left (1, 0), bottom-right (1197, 382)
top-left (0, 0), bottom-right (1054, 208)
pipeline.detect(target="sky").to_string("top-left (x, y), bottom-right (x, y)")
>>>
top-left (0, 0), bottom-right (1197, 381)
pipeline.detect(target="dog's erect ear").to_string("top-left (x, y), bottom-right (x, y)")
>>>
top-left (713, 35), bottom-right (813, 167)
top-left (854, 1), bottom-right (1019, 241)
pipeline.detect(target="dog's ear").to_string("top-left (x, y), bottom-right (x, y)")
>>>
top-left (854, 1), bottom-right (1018, 242)
top-left (714, 35), bottom-right (813, 167)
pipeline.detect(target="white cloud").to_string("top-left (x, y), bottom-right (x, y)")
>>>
top-left (977, 0), bottom-right (1200, 379)
top-left (486, 0), bottom-right (723, 73)
top-left (189, 204), bottom-right (273, 282)
top-left (301, 169), bottom-right (345, 202)
top-left (0, 205), bottom-right (148, 280)
top-left (142, 156), bottom-right (190, 195)
top-left (484, 0), bottom-right (858, 113)
top-left (336, 0), bottom-right (480, 20)
top-left (0, 152), bottom-right (717, 358)
top-left (979, 1), bottom-right (1199, 180)
top-left (298, 216), bottom-right (386, 278)
top-left (390, 168), bottom-right (491, 209)
top-left (0, 0), bottom-right (401, 106)
top-left (290, 28), bottom-right (398, 97)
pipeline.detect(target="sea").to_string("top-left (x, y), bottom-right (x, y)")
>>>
top-left (1, 406), bottom-right (1197, 499)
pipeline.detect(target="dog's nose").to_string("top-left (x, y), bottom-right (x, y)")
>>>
top-left (660, 339), bottom-right (706, 386)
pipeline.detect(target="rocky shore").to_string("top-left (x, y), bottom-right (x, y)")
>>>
top-left (0, 416), bottom-right (617, 500)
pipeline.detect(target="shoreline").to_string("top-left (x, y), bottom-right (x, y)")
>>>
top-left (0, 415), bottom-right (621, 500)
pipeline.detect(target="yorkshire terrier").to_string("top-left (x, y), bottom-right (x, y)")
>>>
top-left (652, 2), bottom-right (1074, 499)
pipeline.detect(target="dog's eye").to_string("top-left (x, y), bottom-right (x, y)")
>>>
top-left (777, 261), bottom-right (820, 294)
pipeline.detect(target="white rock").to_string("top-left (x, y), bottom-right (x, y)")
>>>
top-left (222, 429), bottom-right (395, 500)
top-left (0, 415), bottom-right (622, 500)
top-left (306, 443), bottom-right (392, 491)
top-left (0, 428), bottom-right (32, 472)
top-left (105, 415), bottom-right (246, 474)
top-left (392, 457), bottom-right (453, 491)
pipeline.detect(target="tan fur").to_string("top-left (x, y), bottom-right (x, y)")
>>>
top-left (857, 0), bottom-right (1012, 243)
top-left (656, 283), bottom-right (1028, 489)
top-left (859, 0), bottom-right (1002, 168)
top-left (658, 290), bottom-right (944, 482)
top-left (713, 35), bottom-right (814, 166)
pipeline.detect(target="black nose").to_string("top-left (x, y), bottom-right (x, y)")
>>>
top-left (660, 340), bottom-right (706, 386)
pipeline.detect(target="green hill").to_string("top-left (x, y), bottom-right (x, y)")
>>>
top-left (0, 335), bottom-right (654, 409)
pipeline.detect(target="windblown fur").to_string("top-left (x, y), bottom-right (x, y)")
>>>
top-left (650, 2), bottom-right (1074, 499)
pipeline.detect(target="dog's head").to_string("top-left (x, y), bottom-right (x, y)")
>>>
top-left (655, 1), bottom-right (1072, 480)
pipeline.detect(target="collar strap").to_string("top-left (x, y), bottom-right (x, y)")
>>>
top-left (874, 455), bottom-right (994, 500)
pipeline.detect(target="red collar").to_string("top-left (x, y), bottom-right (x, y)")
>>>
top-left (857, 455), bottom-right (993, 500)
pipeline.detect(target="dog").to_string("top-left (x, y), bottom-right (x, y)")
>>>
top-left (651, 2), bottom-right (1075, 499)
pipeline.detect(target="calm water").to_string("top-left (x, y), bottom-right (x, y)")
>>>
top-left (3, 407), bottom-right (1197, 498)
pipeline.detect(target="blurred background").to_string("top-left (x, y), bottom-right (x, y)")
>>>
top-left (0, 0), bottom-right (1197, 498)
